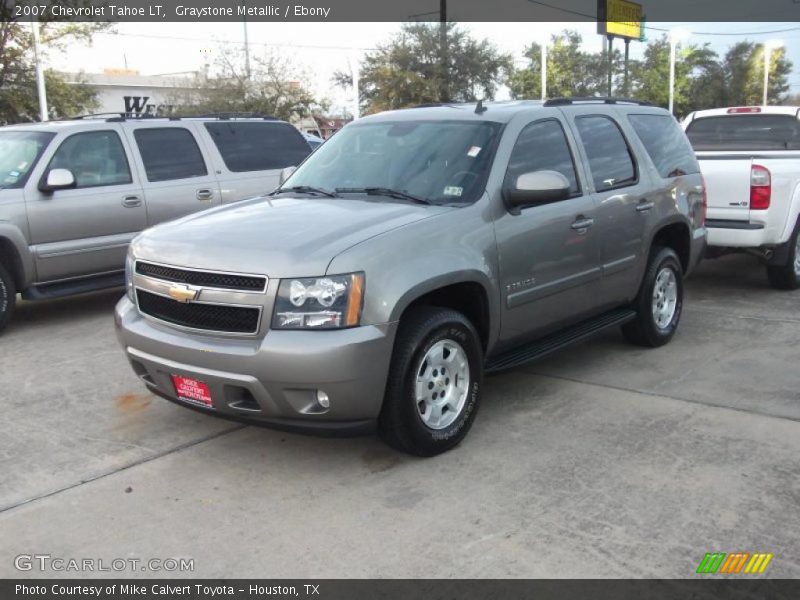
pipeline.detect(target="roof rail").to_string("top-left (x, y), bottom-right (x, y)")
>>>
top-left (191, 112), bottom-right (279, 120)
top-left (410, 102), bottom-right (463, 109)
top-left (544, 97), bottom-right (653, 107)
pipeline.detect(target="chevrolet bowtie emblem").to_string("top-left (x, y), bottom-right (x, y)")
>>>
top-left (168, 284), bottom-right (199, 303)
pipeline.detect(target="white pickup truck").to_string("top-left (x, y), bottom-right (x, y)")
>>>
top-left (683, 106), bottom-right (800, 289)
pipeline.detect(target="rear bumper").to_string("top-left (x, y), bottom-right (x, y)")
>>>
top-left (114, 297), bottom-right (398, 434)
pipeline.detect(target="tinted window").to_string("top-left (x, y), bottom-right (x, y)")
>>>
top-left (47, 131), bottom-right (131, 188)
top-left (505, 119), bottom-right (579, 195)
top-left (685, 114), bottom-right (800, 151)
top-left (575, 116), bottom-right (636, 190)
top-left (205, 122), bottom-right (311, 172)
top-left (133, 128), bottom-right (208, 182)
top-left (0, 131), bottom-right (54, 189)
top-left (629, 114), bottom-right (699, 178)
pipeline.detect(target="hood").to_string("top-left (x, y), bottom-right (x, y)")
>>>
top-left (132, 195), bottom-right (454, 278)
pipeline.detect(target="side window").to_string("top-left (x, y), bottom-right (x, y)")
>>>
top-left (133, 128), bottom-right (208, 182)
top-left (505, 119), bottom-right (580, 195)
top-left (575, 115), bottom-right (637, 191)
top-left (46, 131), bottom-right (132, 188)
top-left (628, 114), bottom-right (699, 178)
top-left (204, 122), bottom-right (311, 172)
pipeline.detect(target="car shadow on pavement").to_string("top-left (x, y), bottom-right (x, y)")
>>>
top-left (10, 288), bottom-right (125, 332)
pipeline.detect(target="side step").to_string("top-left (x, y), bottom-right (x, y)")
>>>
top-left (485, 308), bottom-right (637, 373)
top-left (22, 272), bottom-right (125, 301)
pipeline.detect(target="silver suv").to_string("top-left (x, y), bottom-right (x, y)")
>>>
top-left (0, 114), bottom-right (311, 331)
top-left (115, 98), bottom-right (706, 456)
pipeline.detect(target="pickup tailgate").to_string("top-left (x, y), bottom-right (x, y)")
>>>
top-left (694, 152), bottom-right (753, 222)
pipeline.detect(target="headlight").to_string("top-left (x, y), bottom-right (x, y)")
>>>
top-left (272, 273), bottom-right (364, 329)
top-left (125, 252), bottom-right (135, 302)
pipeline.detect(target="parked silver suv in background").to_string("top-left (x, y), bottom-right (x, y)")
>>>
top-left (115, 98), bottom-right (707, 456)
top-left (0, 114), bottom-right (312, 331)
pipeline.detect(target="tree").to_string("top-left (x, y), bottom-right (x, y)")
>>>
top-left (629, 36), bottom-right (725, 116)
top-left (335, 22), bottom-right (512, 114)
top-left (0, 4), bottom-right (105, 122)
top-left (508, 31), bottom-right (621, 100)
top-left (168, 46), bottom-right (328, 122)
top-left (720, 42), bottom-right (791, 106)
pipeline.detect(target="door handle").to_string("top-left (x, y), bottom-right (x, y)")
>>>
top-left (636, 200), bottom-right (655, 212)
top-left (121, 195), bottom-right (142, 208)
top-left (196, 189), bottom-right (214, 201)
top-left (570, 217), bottom-right (594, 231)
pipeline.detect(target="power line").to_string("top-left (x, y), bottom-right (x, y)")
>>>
top-left (96, 31), bottom-right (376, 52)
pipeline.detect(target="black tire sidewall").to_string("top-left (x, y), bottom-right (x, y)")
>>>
top-left (381, 308), bottom-right (483, 456)
top-left (639, 249), bottom-right (683, 344)
top-left (0, 263), bottom-right (15, 332)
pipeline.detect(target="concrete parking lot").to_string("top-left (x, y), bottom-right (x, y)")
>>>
top-left (0, 254), bottom-right (798, 578)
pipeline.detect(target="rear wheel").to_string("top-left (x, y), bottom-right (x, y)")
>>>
top-left (378, 306), bottom-right (483, 457)
top-left (0, 262), bottom-right (16, 334)
top-left (766, 224), bottom-right (800, 290)
top-left (622, 246), bottom-right (683, 347)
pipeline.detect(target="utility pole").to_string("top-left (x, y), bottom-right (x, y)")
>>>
top-left (242, 1), bottom-right (251, 82)
top-left (623, 38), bottom-right (630, 97)
top-left (31, 20), bottom-right (49, 121)
top-left (439, 0), bottom-right (448, 103)
top-left (606, 35), bottom-right (613, 97)
top-left (540, 41), bottom-right (547, 100)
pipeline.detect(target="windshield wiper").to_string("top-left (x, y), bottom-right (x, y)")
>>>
top-left (336, 187), bottom-right (432, 205)
top-left (272, 185), bottom-right (338, 198)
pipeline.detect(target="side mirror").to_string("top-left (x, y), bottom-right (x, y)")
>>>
top-left (278, 166), bottom-right (297, 186)
top-left (505, 170), bottom-right (571, 214)
top-left (39, 168), bottom-right (76, 193)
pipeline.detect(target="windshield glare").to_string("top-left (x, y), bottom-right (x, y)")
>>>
top-left (284, 120), bottom-right (503, 204)
top-left (0, 131), bottom-right (55, 189)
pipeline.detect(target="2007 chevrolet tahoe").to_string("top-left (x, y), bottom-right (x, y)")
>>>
top-left (115, 98), bottom-right (706, 456)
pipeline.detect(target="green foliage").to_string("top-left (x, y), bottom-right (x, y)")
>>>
top-left (0, 5), bottom-right (107, 122)
top-left (168, 48), bottom-right (329, 122)
top-left (338, 22), bottom-right (512, 114)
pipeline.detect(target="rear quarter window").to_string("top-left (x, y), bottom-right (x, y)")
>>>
top-left (685, 114), bottom-right (800, 151)
top-left (629, 114), bottom-right (699, 178)
top-left (204, 122), bottom-right (311, 172)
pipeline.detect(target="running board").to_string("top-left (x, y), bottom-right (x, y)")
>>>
top-left (22, 272), bottom-right (125, 301)
top-left (486, 308), bottom-right (637, 373)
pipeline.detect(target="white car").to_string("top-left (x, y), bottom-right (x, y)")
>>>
top-left (683, 106), bottom-right (800, 289)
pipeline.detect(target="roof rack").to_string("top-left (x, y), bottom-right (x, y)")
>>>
top-left (544, 97), bottom-right (653, 107)
top-left (70, 112), bottom-right (279, 122)
top-left (411, 102), bottom-right (463, 109)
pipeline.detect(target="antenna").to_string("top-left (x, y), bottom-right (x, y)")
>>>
top-left (475, 99), bottom-right (487, 114)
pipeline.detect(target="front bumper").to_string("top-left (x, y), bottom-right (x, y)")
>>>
top-left (114, 297), bottom-right (398, 434)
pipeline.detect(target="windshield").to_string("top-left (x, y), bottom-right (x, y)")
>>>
top-left (283, 119), bottom-right (503, 204)
top-left (0, 131), bottom-right (55, 189)
top-left (685, 115), bottom-right (800, 151)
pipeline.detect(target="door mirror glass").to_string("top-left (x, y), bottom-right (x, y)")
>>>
top-left (40, 168), bottom-right (76, 193)
top-left (279, 166), bottom-right (297, 186)
top-left (505, 170), bottom-right (571, 212)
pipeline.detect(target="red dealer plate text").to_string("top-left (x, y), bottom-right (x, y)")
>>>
top-left (171, 375), bottom-right (213, 409)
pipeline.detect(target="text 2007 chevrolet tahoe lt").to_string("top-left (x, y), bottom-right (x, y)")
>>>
top-left (115, 99), bottom-right (706, 456)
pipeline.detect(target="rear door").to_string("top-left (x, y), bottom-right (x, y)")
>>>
top-left (685, 113), bottom-right (800, 223)
top-left (124, 122), bottom-right (221, 226)
top-left (24, 127), bottom-right (146, 282)
top-left (199, 121), bottom-right (312, 202)
top-left (567, 110), bottom-right (653, 306)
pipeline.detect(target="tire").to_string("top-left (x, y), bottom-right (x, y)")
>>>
top-left (622, 246), bottom-right (683, 348)
top-left (0, 262), bottom-right (16, 334)
top-left (378, 306), bottom-right (483, 457)
top-left (766, 223), bottom-right (800, 290)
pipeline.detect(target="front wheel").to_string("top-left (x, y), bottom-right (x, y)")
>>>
top-left (766, 224), bottom-right (800, 290)
top-left (378, 306), bottom-right (483, 457)
top-left (0, 262), bottom-right (16, 334)
top-left (622, 246), bottom-right (684, 348)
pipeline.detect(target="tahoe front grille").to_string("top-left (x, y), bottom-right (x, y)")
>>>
top-left (136, 261), bottom-right (266, 292)
top-left (136, 290), bottom-right (261, 334)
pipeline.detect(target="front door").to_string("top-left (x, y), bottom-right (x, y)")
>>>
top-left (494, 118), bottom-right (601, 347)
top-left (24, 127), bottom-right (145, 282)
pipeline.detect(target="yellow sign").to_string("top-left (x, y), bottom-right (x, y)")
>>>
top-left (598, 0), bottom-right (642, 40)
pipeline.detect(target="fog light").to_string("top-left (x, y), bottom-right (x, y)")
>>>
top-left (316, 390), bottom-right (330, 408)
